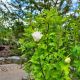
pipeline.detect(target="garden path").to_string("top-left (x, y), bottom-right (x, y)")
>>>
top-left (0, 64), bottom-right (27, 80)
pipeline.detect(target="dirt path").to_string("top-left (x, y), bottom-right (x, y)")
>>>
top-left (0, 64), bottom-right (27, 80)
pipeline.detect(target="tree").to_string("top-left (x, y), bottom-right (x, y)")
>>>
top-left (21, 0), bottom-right (73, 14)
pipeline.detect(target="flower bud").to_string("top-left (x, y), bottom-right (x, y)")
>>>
top-left (32, 31), bottom-right (43, 42)
top-left (65, 57), bottom-right (71, 63)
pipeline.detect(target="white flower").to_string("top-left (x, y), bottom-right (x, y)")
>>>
top-left (65, 57), bottom-right (71, 63)
top-left (32, 31), bottom-right (43, 42)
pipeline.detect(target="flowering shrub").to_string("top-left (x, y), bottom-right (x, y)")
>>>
top-left (19, 8), bottom-right (80, 80)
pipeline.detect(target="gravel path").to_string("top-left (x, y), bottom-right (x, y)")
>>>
top-left (0, 64), bottom-right (27, 80)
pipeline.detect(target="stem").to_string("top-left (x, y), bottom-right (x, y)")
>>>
top-left (38, 58), bottom-right (46, 80)
top-left (46, 23), bottom-right (49, 52)
top-left (36, 43), bottom-right (46, 80)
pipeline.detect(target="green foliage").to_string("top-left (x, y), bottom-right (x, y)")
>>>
top-left (0, 27), bottom-right (12, 44)
top-left (19, 8), bottom-right (80, 80)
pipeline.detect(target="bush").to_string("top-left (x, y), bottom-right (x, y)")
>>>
top-left (19, 8), bottom-right (80, 80)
